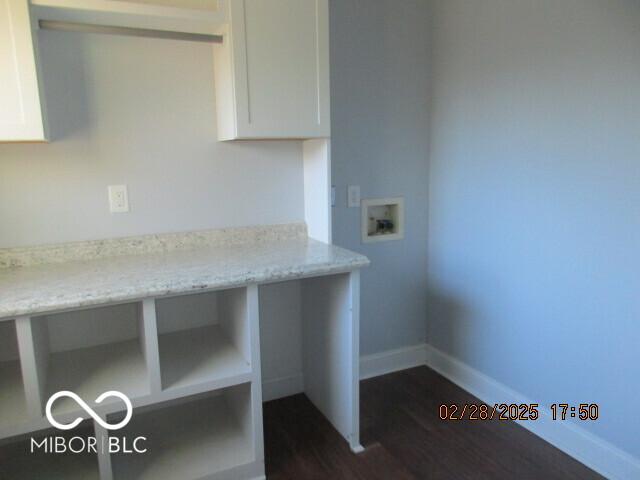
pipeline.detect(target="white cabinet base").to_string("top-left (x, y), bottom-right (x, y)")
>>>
top-left (0, 271), bottom-right (362, 478)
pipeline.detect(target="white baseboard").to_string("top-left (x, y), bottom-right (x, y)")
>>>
top-left (262, 344), bottom-right (427, 401)
top-left (262, 344), bottom-right (425, 402)
top-left (359, 344), bottom-right (427, 380)
top-left (425, 343), bottom-right (640, 480)
top-left (262, 373), bottom-right (304, 402)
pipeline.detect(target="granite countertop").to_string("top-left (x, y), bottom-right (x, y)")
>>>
top-left (0, 226), bottom-right (370, 320)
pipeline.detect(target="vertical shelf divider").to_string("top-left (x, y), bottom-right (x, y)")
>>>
top-left (15, 316), bottom-right (49, 418)
top-left (139, 299), bottom-right (162, 395)
top-left (94, 419), bottom-right (114, 480)
top-left (246, 284), bottom-right (265, 464)
top-left (347, 270), bottom-right (362, 452)
top-left (301, 272), bottom-right (363, 453)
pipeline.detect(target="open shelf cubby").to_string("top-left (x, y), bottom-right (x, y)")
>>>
top-left (33, 303), bottom-right (151, 416)
top-left (111, 384), bottom-right (255, 480)
top-left (0, 320), bottom-right (28, 431)
top-left (0, 421), bottom-right (100, 480)
top-left (155, 288), bottom-right (252, 393)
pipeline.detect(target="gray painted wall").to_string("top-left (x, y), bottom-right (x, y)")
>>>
top-left (0, 30), bottom-right (304, 248)
top-left (428, 0), bottom-right (640, 459)
top-left (330, 0), bottom-right (431, 355)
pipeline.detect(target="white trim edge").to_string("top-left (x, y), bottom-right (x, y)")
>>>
top-left (359, 344), bottom-right (427, 380)
top-left (424, 343), bottom-right (640, 480)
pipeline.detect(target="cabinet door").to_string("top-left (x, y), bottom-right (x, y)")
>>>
top-left (0, 0), bottom-right (46, 142)
top-left (215, 0), bottom-right (329, 140)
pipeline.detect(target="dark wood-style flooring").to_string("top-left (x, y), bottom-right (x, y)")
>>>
top-left (264, 366), bottom-right (603, 480)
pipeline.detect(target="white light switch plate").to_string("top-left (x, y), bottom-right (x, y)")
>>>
top-left (108, 185), bottom-right (129, 213)
top-left (347, 185), bottom-right (360, 208)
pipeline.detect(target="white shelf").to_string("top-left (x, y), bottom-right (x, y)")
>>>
top-left (111, 391), bottom-right (253, 480)
top-left (158, 324), bottom-right (251, 392)
top-left (107, 0), bottom-right (220, 12)
top-left (0, 424), bottom-right (100, 480)
top-left (47, 339), bottom-right (149, 415)
top-left (0, 360), bottom-right (28, 429)
top-left (31, 0), bottom-right (227, 36)
top-left (0, 284), bottom-right (266, 480)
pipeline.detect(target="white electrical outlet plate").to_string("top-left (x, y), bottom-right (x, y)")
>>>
top-left (108, 185), bottom-right (129, 213)
top-left (347, 185), bottom-right (360, 208)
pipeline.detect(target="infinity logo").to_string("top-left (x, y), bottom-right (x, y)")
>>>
top-left (45, 391), bottom-right (133, 431)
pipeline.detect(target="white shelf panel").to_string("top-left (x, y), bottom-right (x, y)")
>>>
top-left (111, 0), bottom-right (220, 11)
top-left (47, 339), bottom-right (149, 415)
top-left (112, 393), bottom-right (253, 480)
top-left (0, 360), bottom-right (28, 429)
top-left (159, 324), bottom-right (251, 392)
top-left (31, 0), bottom-right (227, 36)
top-left (0, 424), bottom-right (100, 480)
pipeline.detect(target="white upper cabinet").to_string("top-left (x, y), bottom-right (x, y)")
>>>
top-left (0, 0), bottom-right (47, 142)
top-left (214, 0), bottom-right (330, 140)
top-left (1, 0), bottom-right (329, 143)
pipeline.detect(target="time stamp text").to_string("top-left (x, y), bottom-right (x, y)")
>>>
top-left (439, 403), bottom-right (599, 421)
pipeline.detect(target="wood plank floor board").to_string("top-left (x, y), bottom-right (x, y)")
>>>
top-left (264, 366), bottom-right (603, 480)
top-left (388, 371), bottom-right (558, 479)
top-left (400, 368), bottom-right (601, 480)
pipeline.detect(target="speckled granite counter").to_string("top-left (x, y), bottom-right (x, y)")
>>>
top-left (0, 225), bottom-right (369, 319)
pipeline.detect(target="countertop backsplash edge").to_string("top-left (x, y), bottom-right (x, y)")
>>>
top-left (0, 223), bottom-right (308, 269)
